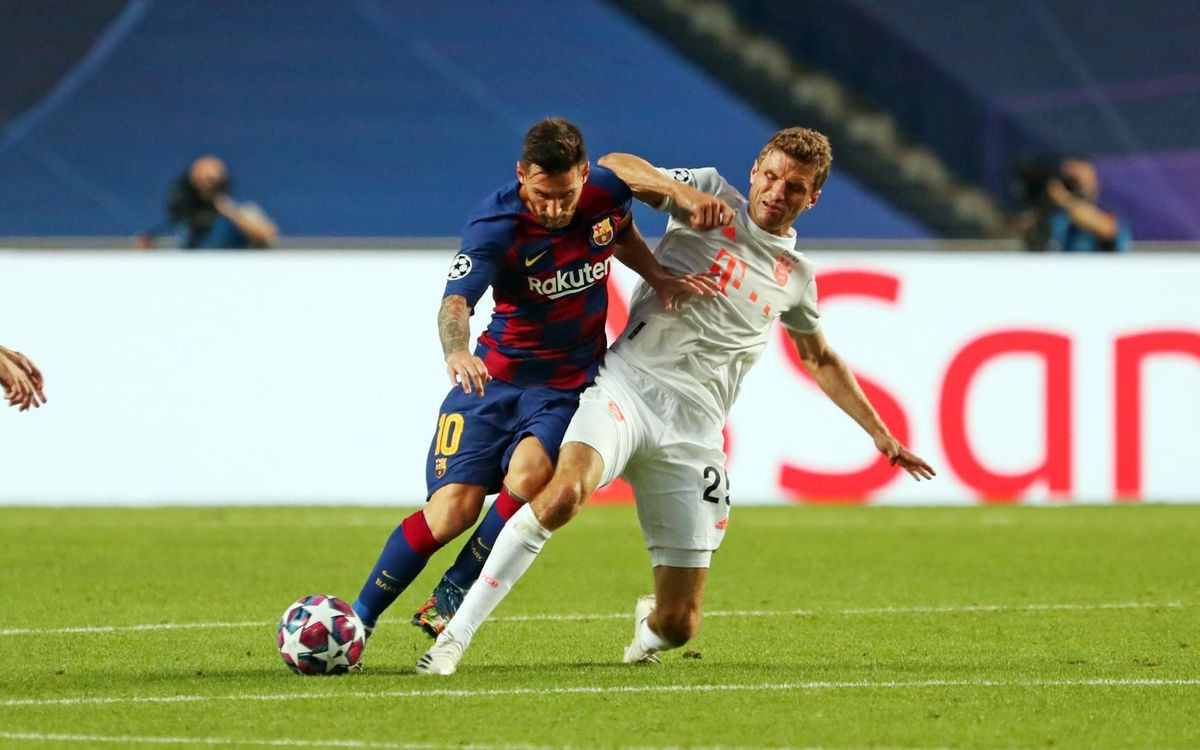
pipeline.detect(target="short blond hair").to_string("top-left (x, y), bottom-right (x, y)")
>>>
top-left (758, 127), bottom-right (833, 190)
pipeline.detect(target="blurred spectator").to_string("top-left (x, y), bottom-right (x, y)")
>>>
top-left (0, 344), bottom-right (45, 411)
top-left (137, 156), bottom-right (278, 249)
top-left (1014, 156), bottom-right (1130, 252)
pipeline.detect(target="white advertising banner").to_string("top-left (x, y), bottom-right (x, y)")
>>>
top-left (0, 250), bottom-right (1196, 505)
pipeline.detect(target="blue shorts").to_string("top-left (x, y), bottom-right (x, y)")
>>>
top-left (424, 380), bottom-right (582, 498)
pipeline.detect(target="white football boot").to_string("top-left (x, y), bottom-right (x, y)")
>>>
top-left (622, 594), bottom-right (663, 664)
top-left (415, 631), bottom-right (466, 676)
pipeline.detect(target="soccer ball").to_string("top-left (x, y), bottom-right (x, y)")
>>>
top-left (277, 594), bottom-right (366, 675)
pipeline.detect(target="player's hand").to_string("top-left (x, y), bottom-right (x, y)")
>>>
top-left (445, 350), bottom-right (491, 397)
top-left (673, 184), bottom-right (735, 230)
top-left (874, 433), bottom-right (935, 481)
top-left (0, 348), bottom-right (46, 412)
top-left (651, 270), bottom-right (723, 311)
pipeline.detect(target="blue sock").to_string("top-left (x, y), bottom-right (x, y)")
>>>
top-left (442, 488), bottom-right (523, 591)
top-left (352, 510), bottom-right (442, 627)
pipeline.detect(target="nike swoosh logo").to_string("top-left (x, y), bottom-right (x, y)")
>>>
top-left (524, 250), bottom-right (548, 267)
top-left (380, 570), bottom-right (401, 582)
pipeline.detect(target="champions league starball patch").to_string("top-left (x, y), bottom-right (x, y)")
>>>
top-left (447, 254), bottom-right (472, 280)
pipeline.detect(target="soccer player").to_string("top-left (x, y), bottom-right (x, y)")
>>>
top-left (350, 117), bottom-right (721, 641)
top-left (417, 127), bottom-right (936, 675)
top-left (0, 344), bottom-right (46, 411)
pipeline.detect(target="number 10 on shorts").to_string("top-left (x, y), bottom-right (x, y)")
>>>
top-left (435, 413), bottom-right (464, 456)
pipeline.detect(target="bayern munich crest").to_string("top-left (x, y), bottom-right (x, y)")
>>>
top-left (447, 254), bottom-right (472, 280)
top-left (774, 257), bottom-right (792, 286)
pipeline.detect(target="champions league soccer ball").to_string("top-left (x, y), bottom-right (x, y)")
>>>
top-left (277, 594), bottom-right (366, 675)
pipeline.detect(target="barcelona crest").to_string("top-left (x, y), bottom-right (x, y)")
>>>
top-left (434, 457), bottom-right (448, 479)
top-left (591, 216), bottom-right (615, 248)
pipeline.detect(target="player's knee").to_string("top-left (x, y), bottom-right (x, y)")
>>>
top-left (538, 478), bottom-right (587, 528)
top-left (505, 437), bottom-right (554, 498)
top-left (504, 463), bottom-right (553, 500)
top-left (425, 485), bottom-right (485, 539)
top-left (655, 607), bottom-right (701, 647)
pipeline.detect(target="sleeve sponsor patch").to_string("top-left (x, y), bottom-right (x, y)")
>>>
top-left (447, 254), bottom-right (472, 280)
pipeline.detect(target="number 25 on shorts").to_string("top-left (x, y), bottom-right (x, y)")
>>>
top-left (435, 413), bottom-right (464, 456)
top-left (702, 465), bottom-right (731, 505)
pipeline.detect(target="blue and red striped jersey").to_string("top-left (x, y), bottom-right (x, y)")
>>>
top-left (443, 165), bottom-right (632, 390)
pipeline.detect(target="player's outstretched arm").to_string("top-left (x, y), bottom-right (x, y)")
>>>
top-left (598, 153), bottom-right (734, 230)
top-left (438, 295), bottom-right (490, 396)
top-left (611, 216), bottom-right (720, 311)
top-left (787, 329), bottom-right (935, 481)
top-left (0, 345), bottom-right (46, 411)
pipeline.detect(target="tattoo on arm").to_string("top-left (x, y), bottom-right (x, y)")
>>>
top-left (438, 295), bottom-right (472, 357)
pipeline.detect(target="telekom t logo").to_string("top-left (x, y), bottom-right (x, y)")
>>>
top-left (709, 248), bottom-right (747, 296)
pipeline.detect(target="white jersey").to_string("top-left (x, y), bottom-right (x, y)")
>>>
top-left (608, 167), bottom-right (820, 425)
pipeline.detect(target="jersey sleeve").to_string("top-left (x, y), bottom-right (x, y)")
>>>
top-left (443, 214), bottom-right (510, 309)
top-left (779, 276), bottom-right (821, 334)
top-left (653, 167), bottom-right (728, 221)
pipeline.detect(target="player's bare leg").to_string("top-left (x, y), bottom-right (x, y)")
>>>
top-left (624, 566), bottom-right (708, 664)
top-left (414, 437), bottom-right (554, 636)
top-left (422, 483), bottom-right (490, 542)
top-left (530, 441), bottom-right (605, 529)
top-left (417, 442), bottom-right (604, 674)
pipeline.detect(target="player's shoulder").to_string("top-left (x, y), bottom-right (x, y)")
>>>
top-left (663, 166), bottom-right (723, 186)
top-left (466, 180), bottom-right (523, 223)
top-left (776, 243), bottom-right (814, 266)
top-left (462, 180), bottom-right (522, 245)
top-left (583, 165), bottom-right (632, 205)
top-left (666, 167), bottom-right (742, 203)
top-left (785, 248), bottom-right (818, 286)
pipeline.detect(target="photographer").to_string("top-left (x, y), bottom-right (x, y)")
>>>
top-left (137, 156), bottom-right (278, 249)
top-left (1045, 158), bottom-right (1130, 252)
top-left (1014, 156), bottom-right (1130, 252)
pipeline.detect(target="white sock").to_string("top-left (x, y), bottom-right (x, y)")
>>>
top-left (444, 503), bottom-right (552, 648)
top-left (636, 616), bottom-right (671, 653)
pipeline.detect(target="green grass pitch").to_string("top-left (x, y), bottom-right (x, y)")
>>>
top-left (1, 504), bottom-right (1197, 749)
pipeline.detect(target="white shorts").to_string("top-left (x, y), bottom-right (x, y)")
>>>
top-left (563, 354), bottom-right (729, 568)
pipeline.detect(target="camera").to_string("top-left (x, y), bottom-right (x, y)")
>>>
top-left (1011, 155), bottom-right (1081, 208)
top-left (166, 171), bottom-right (231, 240)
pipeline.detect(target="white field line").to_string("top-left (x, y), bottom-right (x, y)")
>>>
top-left (0, 734), bottom-right (444, 750)
top-left (3, 678), bottom-right (1199, 709)
top-left (0, 734), bottom-right (800, 750)
top-left (0, 600), bottom-right (1183, 637)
